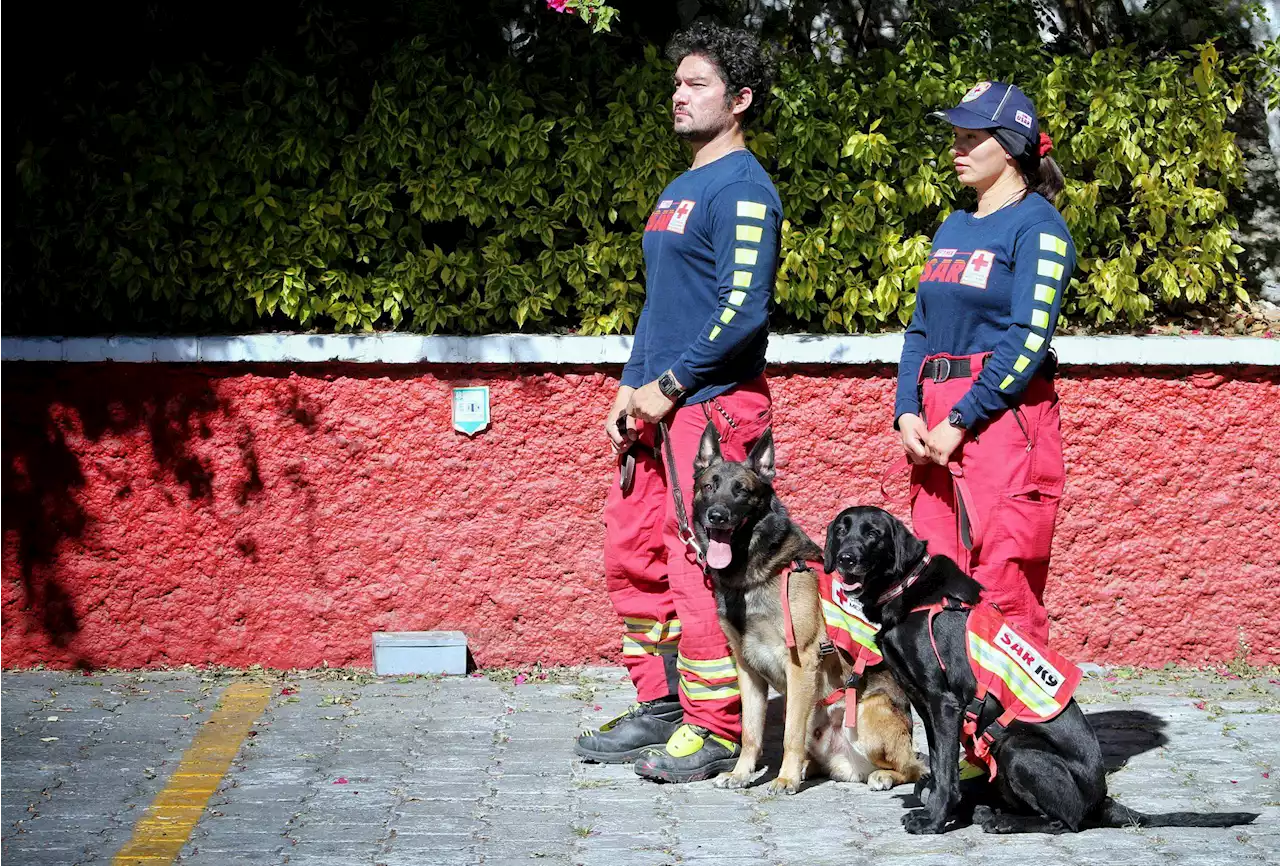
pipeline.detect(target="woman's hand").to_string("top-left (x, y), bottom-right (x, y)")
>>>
top-left (925, 418), bottom-right (966, 466)
top-left (897, 414), bottom-right (930, 465)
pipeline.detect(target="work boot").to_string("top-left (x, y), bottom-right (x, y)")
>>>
top-left (574, 695), bottom-right (683, 763)
top-left (633, 723), bottom-right (741, 783)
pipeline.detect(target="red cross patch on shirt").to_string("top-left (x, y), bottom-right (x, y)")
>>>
top-left (668, 199), bottom-right (696, 234)
top-left (959, 249), bottom-right (995, 289)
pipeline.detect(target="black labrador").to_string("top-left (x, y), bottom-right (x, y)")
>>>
top-left (824, 505), bottom-right (1259, 835)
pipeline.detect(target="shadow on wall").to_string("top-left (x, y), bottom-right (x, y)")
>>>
top-left (1, 365), bottom-right (266, 664)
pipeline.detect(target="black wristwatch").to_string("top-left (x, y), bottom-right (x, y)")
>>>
top-left (658, 370), bottom-right (687, 400)
top-left (947, 409), bottom-right (968, 429)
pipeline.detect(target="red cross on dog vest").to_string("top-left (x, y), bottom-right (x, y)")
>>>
top-left (780, 561), bottom-right (882, 728)
top-left (916, 598), bottom-right (1083, 779)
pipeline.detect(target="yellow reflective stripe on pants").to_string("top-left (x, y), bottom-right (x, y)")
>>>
top-left (678, 678), bottom-right (741, 702)
top-left (621, 617), bottom-right (681, 656)
top-left (623, 635), bottom-right (679, 657)
top-left (623, 617), bottom-right (682, 643)
top-left (676, 653), bottom-right (738, 682)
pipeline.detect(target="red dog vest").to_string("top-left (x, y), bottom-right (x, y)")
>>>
top-left (781, 561), bottom-right (882, 728)
top-left (916, 598), bottom-right (1082, 779)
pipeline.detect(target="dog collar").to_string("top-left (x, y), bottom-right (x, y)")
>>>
top-left (875, 553), bottom-right (932, 607)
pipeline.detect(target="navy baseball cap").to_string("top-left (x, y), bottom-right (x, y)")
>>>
top-left (933, 81), bottom-right (1040, 153)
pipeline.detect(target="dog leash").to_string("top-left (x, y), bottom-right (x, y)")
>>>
top-left (657, 420), bottom-right (705, 566)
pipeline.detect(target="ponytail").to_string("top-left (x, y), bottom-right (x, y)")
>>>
top-left (1028, 155), bottom-right (1064, 205)
top-left (995, 128), bottom-right (1066, 207)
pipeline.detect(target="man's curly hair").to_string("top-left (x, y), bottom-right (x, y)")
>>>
top-left (666, 23), bottom-right (774, 126)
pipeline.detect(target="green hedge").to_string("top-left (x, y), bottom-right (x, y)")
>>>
top-left (8, 4), bottom-right (1276, 334)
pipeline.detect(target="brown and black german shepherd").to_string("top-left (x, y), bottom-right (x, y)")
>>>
top-left (691, 421), bottom-right (925, 794)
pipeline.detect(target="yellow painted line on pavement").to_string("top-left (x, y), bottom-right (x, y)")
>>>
top-left (113, 682), bottom-right (272, 865)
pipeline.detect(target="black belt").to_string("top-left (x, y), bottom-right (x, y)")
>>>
top-left (920, 351), bottom-right (1057, 384)
top-left (920, 356), bottom-right (976, 383)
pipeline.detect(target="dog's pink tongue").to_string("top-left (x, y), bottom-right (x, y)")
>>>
top-left (705, 530), bottom-right (733, 569)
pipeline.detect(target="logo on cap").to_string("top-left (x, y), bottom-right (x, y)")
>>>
top-left (961, 82), bottom-right (992, 103)
top-left (1015, 110), bottom-right (1033, 129)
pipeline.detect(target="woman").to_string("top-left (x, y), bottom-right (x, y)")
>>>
top-left (894, 81), bottom-right (1076, 645)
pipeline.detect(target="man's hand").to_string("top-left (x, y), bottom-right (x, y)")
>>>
top-left (925, 417), bottom-right (966, 466)
top-left (606, 386), bottom-right (637, 453)
top-left (627, 379), bottom-right (677, 424)
top-left (897, 413), bottom-right (930, 465)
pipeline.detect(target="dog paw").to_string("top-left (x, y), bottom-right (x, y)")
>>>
top-left (867, 770), bottom-right (897, 791)
top-left (902, 809), bottom-right (944, 835)
top-left (980, 816), bottom-right (1017, 834)
top-left (765, 776), bottom-right (799, 796)
top-left (714, 772), bottom-right (754, 790)
top-left (971, 805), bottom-right (996, 825)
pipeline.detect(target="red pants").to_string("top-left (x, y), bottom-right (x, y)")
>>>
top-left (909, 353), bottom-right (1065, 644)
top-left (604, 377), bottom-right (772, 742)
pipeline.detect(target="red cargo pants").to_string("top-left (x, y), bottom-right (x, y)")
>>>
top-left (604, 376), bottom-right (772, 742)
top-left (909, 353), bottom-right (1065, 644)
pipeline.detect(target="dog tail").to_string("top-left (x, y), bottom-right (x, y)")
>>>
top-left (1094, 798), bottom-right (1258, 829)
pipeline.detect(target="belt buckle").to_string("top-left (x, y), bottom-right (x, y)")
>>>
top-left (932, 357), bottom-right (952, 383)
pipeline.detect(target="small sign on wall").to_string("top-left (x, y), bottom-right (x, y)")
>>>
top-left (452, 386), bottom-right (490, 436)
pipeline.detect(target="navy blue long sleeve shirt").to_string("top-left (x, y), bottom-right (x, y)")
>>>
top-left (621, 150), bottom-right (782, 405)
top-left (895, 193), bottom-right (1076, 428)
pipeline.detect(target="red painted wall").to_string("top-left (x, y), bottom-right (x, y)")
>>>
top-left (3, 363), bottom-right (1278, 670)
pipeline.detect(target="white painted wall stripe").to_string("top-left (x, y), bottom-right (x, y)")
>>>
top-left (1, 334), bottom-right (1278, 366)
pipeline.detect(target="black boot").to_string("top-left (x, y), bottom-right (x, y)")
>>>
top-left (574, 696), bottom-right (683, 763)
top-left (633, 724), bottom-right (741, 783)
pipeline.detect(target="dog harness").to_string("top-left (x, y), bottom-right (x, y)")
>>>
top-left (780, 560), bottom-right (882, 728)
top-left (912, 597), bottom-right (1082, 779)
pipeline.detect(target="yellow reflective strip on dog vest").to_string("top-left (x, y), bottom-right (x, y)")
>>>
top-left (817, 571), bottom-right (883, 663)
top-left (967, 636), bottom-right (1060, 717)
top-left (964, 602), bottom-right (1082, 723)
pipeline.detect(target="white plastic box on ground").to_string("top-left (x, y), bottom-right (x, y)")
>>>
top-left (372, 631), bottom-right (468, 675)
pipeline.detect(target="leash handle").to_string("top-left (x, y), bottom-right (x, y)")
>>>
top-left (880, 455), bottom-right (910, 501)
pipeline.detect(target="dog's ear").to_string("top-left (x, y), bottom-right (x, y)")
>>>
top-left (885, 510), bottom-right (920, 576)
top-left (823, 515), bottom-right (843, 574)
top-left (694, 420), bottom-right (723, 475)
top-left (746, 428), bottom-right (775, 484)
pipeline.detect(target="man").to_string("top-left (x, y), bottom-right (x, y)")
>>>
top-left (574, 22), bottom-right (782, 784)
